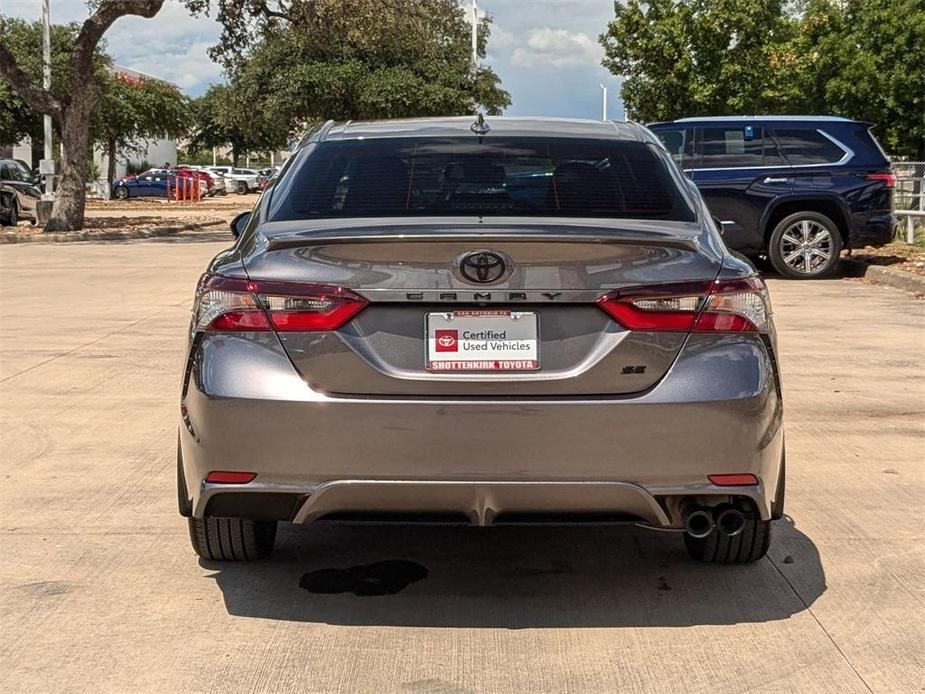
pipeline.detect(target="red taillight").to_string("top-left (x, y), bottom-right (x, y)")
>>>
top-left (597, 278), bottom-right (770, 333)
top-left (708, 473), bottom-right (759, 486)
top-left (208, 310), bottom-right (272, 331)
top-left (865, 171), bottom-right (896, 188)
top-left (194, 275), bottom-right (367, 332)
top-left (206, 471), bottom-right (257, 484)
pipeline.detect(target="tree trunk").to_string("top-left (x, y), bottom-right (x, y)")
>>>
top-left (106, 138), bottom-right (117, 187)
top-left (45, 96), bottom-right (95, 232)
top-left (232, 146), bottom-right (240, 167)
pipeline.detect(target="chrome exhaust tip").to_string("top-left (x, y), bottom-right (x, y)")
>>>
top-left (715, 507), bottom-right (746, 537)
top-left (684, 508), bottom-right (715, 539)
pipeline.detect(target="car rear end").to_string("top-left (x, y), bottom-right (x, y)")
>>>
top-left (819, 120), bottom-right (897, 248)
top-left (210, 172), bottom-right (227, 195)
top-left (178, 118), bottom-right (784, 563)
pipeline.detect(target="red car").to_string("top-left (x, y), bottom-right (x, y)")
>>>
top-left (173, 167), bottom-right (215, 195)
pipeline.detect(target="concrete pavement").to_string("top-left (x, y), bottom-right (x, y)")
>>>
top-left (1, 235), bottom-right (922, 693)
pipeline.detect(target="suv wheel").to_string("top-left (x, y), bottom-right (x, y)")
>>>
top-left (1, 199), bottom-right (18, 226)
top-left (684, 508), bottom-right (771, 564)
top-left (235, 181), bottom-right (248, 195)
top-left (768, 211), bottom-right (843, 279)
top-left (188, 517), bottom-right (277, 560)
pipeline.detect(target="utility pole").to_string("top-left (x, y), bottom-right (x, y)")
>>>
top-left (41, 0), bottom-right (55, 201)
top-left (471, 0), bottom-right (478, 72)
top-left (600, 83), bottom-right (608, 121)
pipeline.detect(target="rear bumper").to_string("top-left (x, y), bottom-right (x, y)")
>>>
top-left (848, 212), bottom-right (897, 248)
top-left (179, 332), bottom-right (784, 526)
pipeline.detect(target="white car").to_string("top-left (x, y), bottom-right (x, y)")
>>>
top-left (206, 166), bottom-right (260, 194)
top-left (180, 165), bottom-right (227, 196)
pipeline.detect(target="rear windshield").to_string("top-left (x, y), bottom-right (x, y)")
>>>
top-left (268, 137), bottom-right (695, 222)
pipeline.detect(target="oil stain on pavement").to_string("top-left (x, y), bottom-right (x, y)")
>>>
top-left (300, 560), bottom-right (428, 596)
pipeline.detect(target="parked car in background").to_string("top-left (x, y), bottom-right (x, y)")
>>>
top-left (179, 165), bottom-right (227, 196)
top-left (179, 116), bottom-right (785, 565)
top-left (112, 169), bottom-right (185, 199)
top-left (0, 158), bottom-right (41, 225)
top-left (206, 166), bottom-right (261, 194)
top-left (174, 166), bottom-right (220, 196)
top-left (649, 116), bottom-right (897, 278)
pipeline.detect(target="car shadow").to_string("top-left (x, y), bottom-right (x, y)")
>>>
top-left (202, 515), bottom-right (824, 628)
top-left (756, 262), bottom-right (862, 282)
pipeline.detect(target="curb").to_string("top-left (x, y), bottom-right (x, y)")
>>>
top-left (841, 258), bottom-right (925, 294)
top-left (1, 219), bottom-right (225, 245)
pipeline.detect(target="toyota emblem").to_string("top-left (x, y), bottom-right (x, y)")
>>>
top-left (459, 251), bottom-right (507, 284)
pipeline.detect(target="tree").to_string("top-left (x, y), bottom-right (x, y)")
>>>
top-left (187, 83), bottom-right (288, 166)
top-left (600, 0), bottom-right (797, 123)
top-left (185, 0), bottom-right (510, 139)
top-left (94, 72), bottom-right (189, 184)
top-left (783, 0), bottom-right (925, 158)
top-left (0, 1), bottom-right (165, 231)
top-left (599, 0), bottom-right (925, 158)
top-left (0, 20), bottom-right (95, 158)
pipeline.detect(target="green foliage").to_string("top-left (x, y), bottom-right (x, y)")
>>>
top-left (784, 0), bottom-right (925, 158)
top-left (177, 146), bottom-right (231, 166)
top-left (187, 83), bottom-right (288, 163)
top-left (601, 0), bottom-right (796, 122)
top-left (0, 17), bottom-right (187, 168)
top-left (600, 0), bottom-right (925, 157)
top-left (93, 72), bottom-right (189, 156)
top-left (0, 18), bottom-right (99, 145)
top-left (125, 159), bottom-right (151, 176)
top-left (185, 0), bottom-right (510, 141)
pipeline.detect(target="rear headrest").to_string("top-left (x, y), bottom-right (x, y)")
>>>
top-left (550, 161), bottom-right (615, 212)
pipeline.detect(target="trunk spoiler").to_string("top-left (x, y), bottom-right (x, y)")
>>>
top-left (263, 222), bottom-right (701, 253)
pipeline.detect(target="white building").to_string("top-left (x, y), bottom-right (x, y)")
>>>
top-left (94, 66), bottom-right (178, 186)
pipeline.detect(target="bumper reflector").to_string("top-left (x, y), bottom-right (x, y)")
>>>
top-left (708, 473), bottom-right (759, 486)
top-left (206, 471), bottom-right (257, 484)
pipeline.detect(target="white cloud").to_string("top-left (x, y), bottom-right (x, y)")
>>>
top-left (487, 24), bottom-right (516, 51)
top-left (511, 28), bottom-right (604, 68)
top-left (2, 0), bottom-right (224, 95)
top-left (116, 41), bottom-right (223, 91)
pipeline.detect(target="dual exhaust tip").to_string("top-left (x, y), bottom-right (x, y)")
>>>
top-left (684, 504), bottom-right (745, 538)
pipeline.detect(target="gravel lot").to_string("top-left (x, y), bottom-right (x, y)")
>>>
top-left (0, 234), bottom-right (922, 693)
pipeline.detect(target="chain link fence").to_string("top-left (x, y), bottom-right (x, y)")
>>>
top-left (892, 160), bottom-right (924, 245)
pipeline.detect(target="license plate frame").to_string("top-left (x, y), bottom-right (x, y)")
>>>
top-left (425, 310), bottom-right (539, 372)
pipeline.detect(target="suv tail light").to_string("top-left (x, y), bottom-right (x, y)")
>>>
top-left (865, 171), bottom-right (896, 188)
top-left (597, 277), bottom-right (770, 333)
top-left (193, 275), bottom-right (367, 332)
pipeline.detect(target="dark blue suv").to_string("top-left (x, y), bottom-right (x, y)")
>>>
top-left (648, 116), bottom-right (897, 278)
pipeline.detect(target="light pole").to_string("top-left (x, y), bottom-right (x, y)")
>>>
top-left (471, 0), bottom-right (478, 73)
top-left (600, 83), bottom-right (608, 121)
top-left (41, 0), bottom-right (55, 201)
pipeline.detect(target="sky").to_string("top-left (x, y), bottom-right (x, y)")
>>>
top-left (3, 0), bottom-right (625, 121)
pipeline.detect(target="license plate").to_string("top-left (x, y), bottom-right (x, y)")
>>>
top-left (426, 310), bottom-right (539, 372)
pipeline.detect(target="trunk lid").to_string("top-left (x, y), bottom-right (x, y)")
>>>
top-left (243, 218), bottom-right (720, 396)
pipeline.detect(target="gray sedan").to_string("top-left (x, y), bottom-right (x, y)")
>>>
top-left (178, 116), bottom-right (785, 564)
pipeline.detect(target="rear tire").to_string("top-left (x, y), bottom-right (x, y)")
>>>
top-left (235, 181), bottom-right (248, 195)
top-left (684, 508), bottom-right (771, 564)
top-left (1, 199), bottom-right (18, 226)
top-left (768, 211), bottom-right (842, 279)
top-left (188, 517), bottom-right (277, 560)
top-left (114, 186), bottom-right (129, 200)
